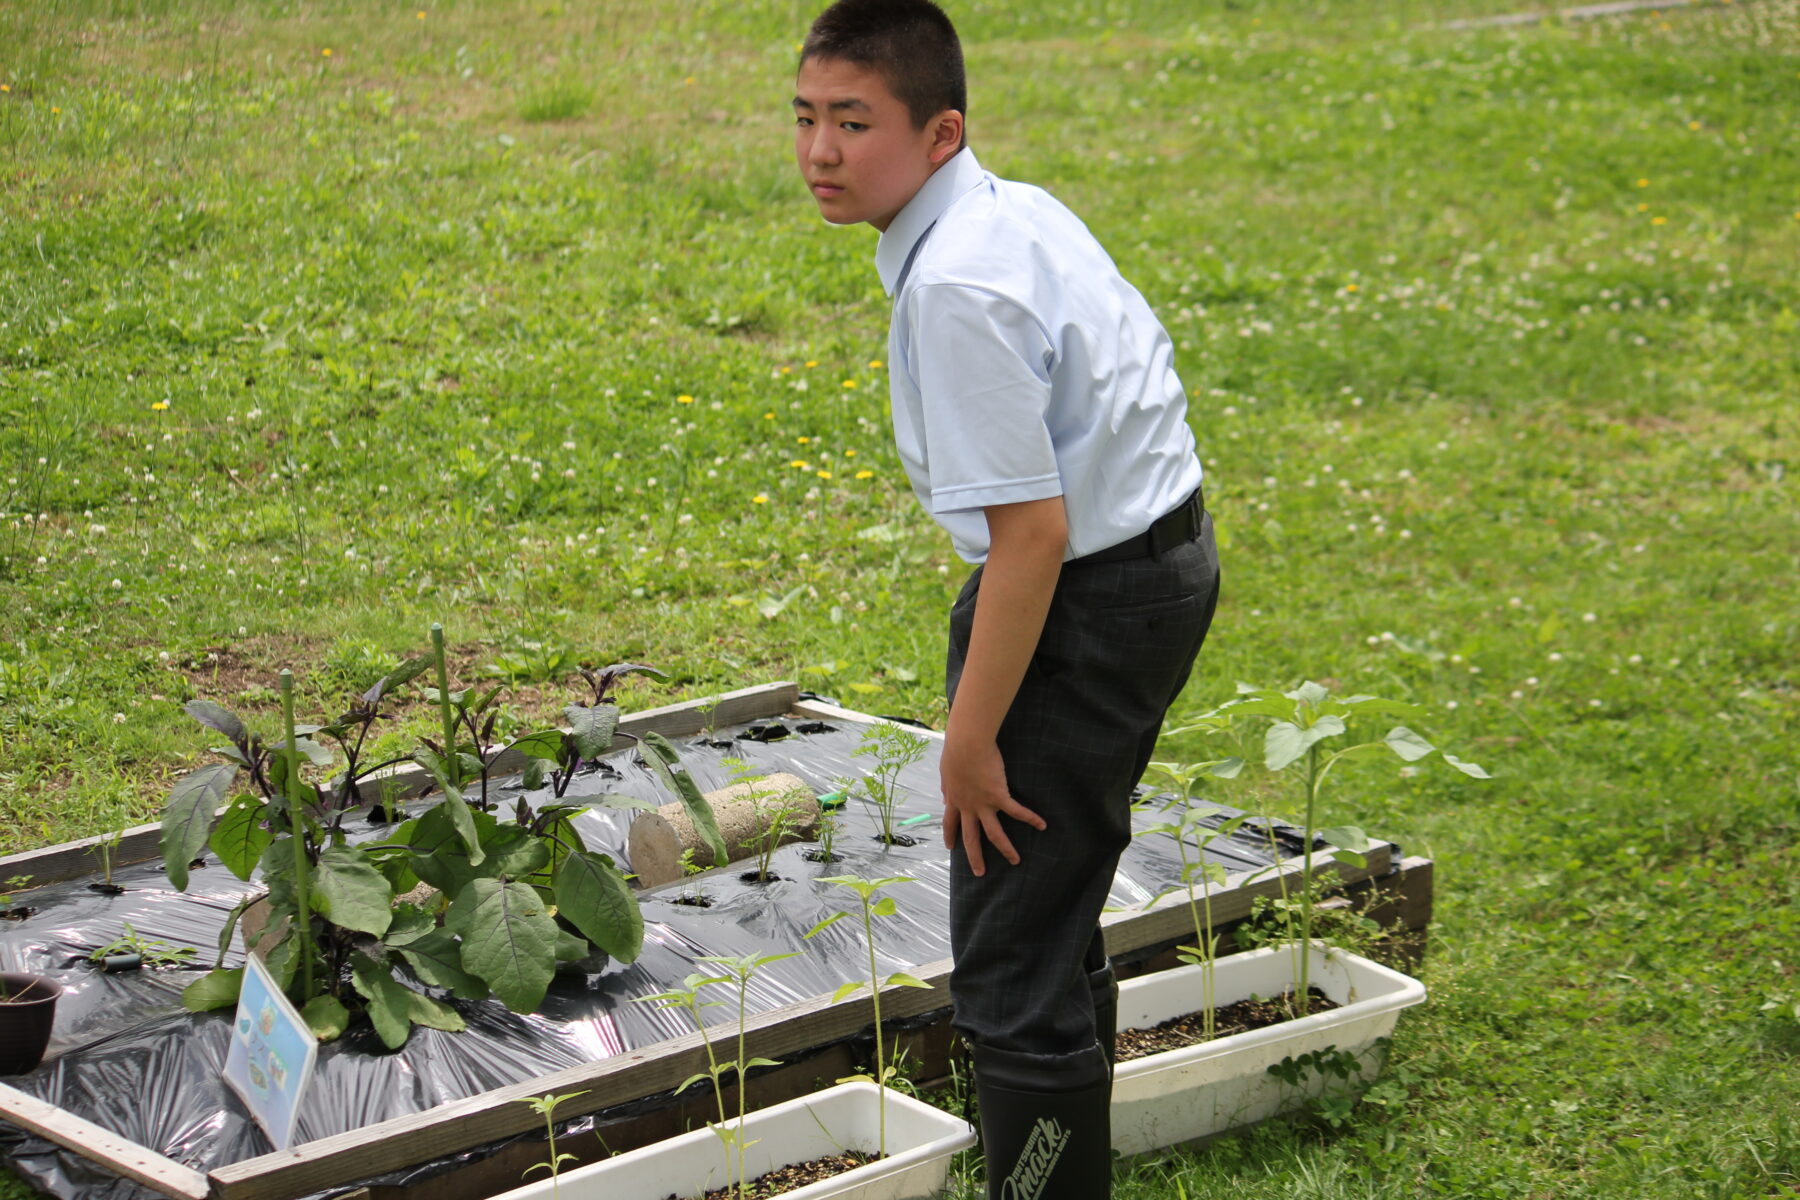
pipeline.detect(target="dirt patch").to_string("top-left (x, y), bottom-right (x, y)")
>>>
top-left (1116, 987), bottom-right (1339, 1062)
top-left (690, 1151), bottom-right (877, 1200)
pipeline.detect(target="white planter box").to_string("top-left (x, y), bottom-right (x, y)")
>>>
top-left (1111, 943), bottom-right (1426, 1155)
top-left (492, 1080), bottom-right (975, 1200)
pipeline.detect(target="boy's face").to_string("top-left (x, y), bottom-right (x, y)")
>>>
top-left (793, 56), bottom-right (961, 233)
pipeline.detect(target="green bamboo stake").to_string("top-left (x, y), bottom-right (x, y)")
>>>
top-left (278, 670), bottom-right (315, 999)
top-left (430, 623), bottom-right (460, 790)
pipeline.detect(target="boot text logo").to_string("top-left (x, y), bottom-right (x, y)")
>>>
top-left (1001, 1116), bottom-right (1071, 1200)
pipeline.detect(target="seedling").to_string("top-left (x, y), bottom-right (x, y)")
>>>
top-left (722, 757), bottom-right (805, 882)
top-left (808, 874), bottom-right (933, 1159)
top-left (87, 922), bottom-right (198, 968)
top-left (89, 826), bottom-right (126, 894)
top-left (848, 723), bottom-right (929, 845)
top-left (1138, 758), bottom-right (1247, 1041)
top-left (1173, 681), bottom-right (1487, 1015)
top-left (518, 1089), bottom-right (590, 1197)
top-left (638, 951), bottom-right (800, 1198)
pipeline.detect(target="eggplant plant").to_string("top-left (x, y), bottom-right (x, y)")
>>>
top-left (159, 630), bottom-right (672, 1049)
top-left (1172, 681), bottom-right (1488, 1016)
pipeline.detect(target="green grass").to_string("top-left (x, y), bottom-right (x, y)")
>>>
top-left (2, 0), bottom-right (1797, 1196)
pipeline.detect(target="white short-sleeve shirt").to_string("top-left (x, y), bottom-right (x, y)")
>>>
top-left (875, 148), bottom-right (1204, 564)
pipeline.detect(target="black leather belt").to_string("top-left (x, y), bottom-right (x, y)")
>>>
top-left (1070, 487), bottom-right (1205, 565)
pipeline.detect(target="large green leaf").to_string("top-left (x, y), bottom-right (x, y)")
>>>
top-left (1264, 715), bottom-right (1347, 771)
top-left (161, 762), bottom-right (237, 891)
top-left (640, 731), bottom-right (728, 867)
top-left (405, 990), bottom-right (466, 1033)
top-left (1384, 726), bottom-right (1435, 763)
top-left (553, 850), bottom-right (644, 964)
top-left (350, 951), bottom-right (415, 1050)
top-left (405, 804), bottom-right (495, 896)
top-left (302, 994), bottom-right (349, 1042)
top-left (446, 878), bottom-right (559, 1013)
top-left (477, 822), bottom-right (551, 880)
top-left (563, 702), bottom-right (620, 761)
top-left (209, 793), bottom-right (272, 882)
top-left (509, 729), bottom-right (566, 763)
top-left (395, 928), bottom-right (489, 1000)
top-left (312, 845), bottom-right (394, 937)
top-left (182, 967), bottom-right (244, 1012)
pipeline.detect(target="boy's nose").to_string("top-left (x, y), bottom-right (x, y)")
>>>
top-left (807, 129), bottom-right (841, 166)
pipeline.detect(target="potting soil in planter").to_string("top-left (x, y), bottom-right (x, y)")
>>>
top-left (0, 715), bottom-right (1316, 1200)
top-left (1114, 987), bottom-right (1338, 1061)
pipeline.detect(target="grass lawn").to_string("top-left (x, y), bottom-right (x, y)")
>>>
top-left (2, 0), bottom-right (1797, 1196)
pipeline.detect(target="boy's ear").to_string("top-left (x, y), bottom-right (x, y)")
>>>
top-left (927, 109), bottom-right (964, 165)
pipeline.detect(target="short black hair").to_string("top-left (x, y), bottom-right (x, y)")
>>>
top-left (801, 0), bottom-right (967, 135)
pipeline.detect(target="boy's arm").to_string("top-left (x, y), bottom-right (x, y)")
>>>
top-left (940, 495), bottom-right (1066, 876)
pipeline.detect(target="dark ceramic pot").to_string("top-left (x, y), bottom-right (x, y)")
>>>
top-left (0, 972), bottom-right (60, 1075)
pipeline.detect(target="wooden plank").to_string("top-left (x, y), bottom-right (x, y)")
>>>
top-left (0, 1081), bottom-right (208, 1200)
top-left (0, 683), bottom-right (801, 889)
top-left (789, 699), bottom-right (944, 739)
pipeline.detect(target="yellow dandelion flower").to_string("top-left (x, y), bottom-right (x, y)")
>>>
top-left (684, 76), bottom-right (696, 86)
top-left (790, 459), bottom-right (809, 469)
top-left (817, 470), bottom-right (832, 480)
top-left (417, 10), bottom-right (426, 18)
top-left (150, 401), bottom-right (169, 411)
top-left (322, 48), bottom-right (333, 57)
top-left (1637, 202), bottom-right (1650, 212)
top-left (844, 449), bottom-right (857, 457)
top-left (1687, 121), bottom-right (1700, 131)
top-left (752, 494), bottom-right (769, 505)
top-left (797, 436), bottom-right (810, 444)
top-left (1651, 216), bottom-right (1667, 225)
top-left (805, 360), bottom-right (818, 368)
top-left (842, 380), bottom-right (856, 389)
top-left (677, 394), bottom-right (695, 404)
top-left (1, 84), bottom-right (10, 93)
top-left (780, 366), bottom-right (792, 374)
top-left (1636, 178), bottom-right (1649, 187)
top-left (51, 106), bottom-right (60, 114)
top-left (868, 360), bottom-right (884, 368)
top-left (855, 470), bottom-right (874, 480)
top-left (1345, 283), bottom-right (1359, 293)
top-left (763, 412), bottom-right (775, 420)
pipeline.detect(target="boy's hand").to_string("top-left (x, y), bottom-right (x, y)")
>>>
top-left (940, 496), bottom-right (1067, 876)
top-left (941, 734), bottom-right (1045, 877)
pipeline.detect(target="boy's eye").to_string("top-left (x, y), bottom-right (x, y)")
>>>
top-left (795, 116), bottom-right (813, 128)
top-left (842, 121), bottom-right (867, 133)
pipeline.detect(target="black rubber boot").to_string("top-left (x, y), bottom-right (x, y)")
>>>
top-left (972, 1041), bottom-right (1113, 1200)
top-left (1086, 935), bottom-right (1119, 1075)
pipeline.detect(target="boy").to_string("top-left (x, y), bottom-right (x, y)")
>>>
top-left (793, 3), bottom-right (1219, 1195)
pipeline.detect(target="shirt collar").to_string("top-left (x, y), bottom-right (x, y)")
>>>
top-left (875, 147), bottom-right (986, 296)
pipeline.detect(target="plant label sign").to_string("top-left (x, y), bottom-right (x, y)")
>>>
top-left (223, 954), bottom-right (318, 1150)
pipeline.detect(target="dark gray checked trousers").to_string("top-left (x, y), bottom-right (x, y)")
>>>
top-left (945, 512), bottom-right (1220, 1079)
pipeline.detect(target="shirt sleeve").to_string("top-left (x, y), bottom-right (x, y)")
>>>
top-left (905, 283), bottom-right (1062, 514)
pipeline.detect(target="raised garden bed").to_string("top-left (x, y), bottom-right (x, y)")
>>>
top-left (0, 684), bottom-right (1431, 1200)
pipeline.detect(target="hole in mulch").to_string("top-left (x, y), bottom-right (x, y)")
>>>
top-left (740, 722), bottom-right (791, 743)
top-left (0, 907), bottom-right (37, 922)
top-left (691, 737), bottom-right (736, 750)
top-left (801, 849), bottom-right (844, 864)
top-left (669, 894), bottom-right (714, 908)
top-left (873, 834), bottom-right (919, 848)
top-left (1115, 987), bottom-right (1340, 1062)
top-left (738, 871), bottom-right (782, 884)
top-left (688, 1150), bottom-right (879, 1199)
top-left (86, 883), bottom-right (127, 897)
top-left (794, 721), bottom-right (836, 735)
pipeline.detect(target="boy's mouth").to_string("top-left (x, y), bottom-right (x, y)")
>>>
top-left (810, 180), bottom-right (845, 198)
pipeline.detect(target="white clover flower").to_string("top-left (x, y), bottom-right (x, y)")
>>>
top-left (110, 578), bottom-right (122, 589)
top-left (1582, 612), bottom-right (1597, 623)
top-left (1509, 597), bottom-right (1523, 608)
top-left (1549, 652), bottom-right (1564, 662)
top-left (113, 713), bottom-right (127, 724)
top-left (1589, 699), bottom-right (1603, 708)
